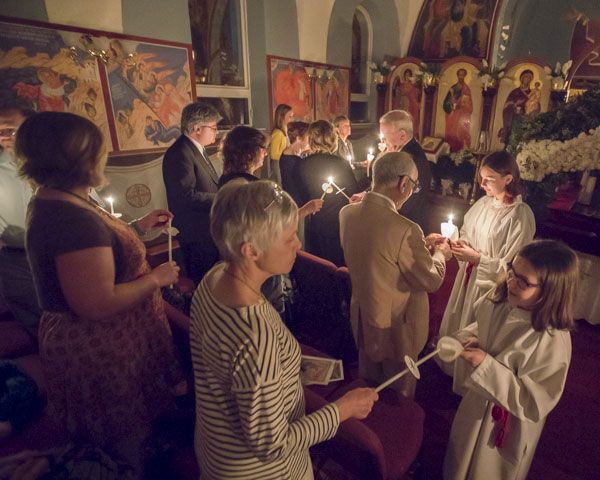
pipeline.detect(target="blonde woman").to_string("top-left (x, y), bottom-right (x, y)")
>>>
top-left (270, 103), bottom-right (293, 184)
top-left (296, 120), bottom-right (359, 265)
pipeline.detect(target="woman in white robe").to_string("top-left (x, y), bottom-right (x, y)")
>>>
top-left (444, 240), bottom-right (578, 480)
top-left (438, 151), bottom-right (535, 374)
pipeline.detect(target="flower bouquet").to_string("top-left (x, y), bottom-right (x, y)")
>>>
top-left (544, 60), bottom-right (572, 91)
top-left (368, 60), bottom-right (394, 84)
top-left (477, 59), bottom-right (505, 90)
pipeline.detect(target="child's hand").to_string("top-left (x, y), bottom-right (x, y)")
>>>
top-left (460, 347), bottom-right (486, 368)
top-left (451, 242), bottom-right (481, 264)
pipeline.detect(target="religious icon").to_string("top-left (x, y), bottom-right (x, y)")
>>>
top-left (499, 69), bottom-right (541, 145)
top-left (392, 68), bottom-right (422, 139)
top-left (443, 68), bottom-right (473, 151)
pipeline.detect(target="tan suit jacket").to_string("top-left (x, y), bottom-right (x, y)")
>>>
top-left (339, 192), bottom-right (446, 364)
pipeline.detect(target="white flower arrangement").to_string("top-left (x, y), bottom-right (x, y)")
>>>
top-left (449, 149), bottom-right (477, 167)
top-left (478, 59), bottom-right (505, 90)
top-left (516, 125), bottom-right (600, 182)
top-left (544, 60), bottom-right (572, 90)
top-left (368, 60), bottom-right (395, 83)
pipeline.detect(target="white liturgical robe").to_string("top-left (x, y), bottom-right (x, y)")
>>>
top-left (439, 194), bottom-right (535, 367)
top-left (444, 299), bottom-right (572, 480)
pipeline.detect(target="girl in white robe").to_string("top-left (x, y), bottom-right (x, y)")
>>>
top-left (438, 151), bottom-right (535, 375)
top-left (444, 239), bottom-right (578, 480)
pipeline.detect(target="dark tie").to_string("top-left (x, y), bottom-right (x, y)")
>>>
top-left (200, 148), bottom-right (218, 179)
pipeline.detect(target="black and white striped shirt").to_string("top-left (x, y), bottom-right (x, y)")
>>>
top-left (190, 263), bottom-right (339, 479)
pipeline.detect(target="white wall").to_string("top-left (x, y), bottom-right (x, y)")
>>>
top-left (296, 0), bottom-right (335, 63)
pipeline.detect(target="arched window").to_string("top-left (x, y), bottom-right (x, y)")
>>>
top-left (350, 6), bottom-right (373, 122)
top-left (189, 0), bottom-right (251, 128)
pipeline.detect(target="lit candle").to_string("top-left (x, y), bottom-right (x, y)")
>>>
top-left (441, 214), bottom-right (458, 239)
top-left (328, 176), bottom-right (351, 201)
top-left (347, 154), bottom-right (352, 166)
top-left (107, 196), bottom-right (114, 215)
top-left (378, 133), bottom-right (386, 152)
top-left (367, 148), bottom-right (375, 176)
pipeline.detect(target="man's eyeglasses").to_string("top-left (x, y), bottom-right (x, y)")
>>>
top-left (506, 261), bottom-right (541, 290)
top-left (202, 125), bottom-right (218, 132)
top-left (0, 128), bottom-right (17, 137)
top-left (264, 184), bottom-right (284, 211)
top-left (400, 176), bottom-right (421, 193)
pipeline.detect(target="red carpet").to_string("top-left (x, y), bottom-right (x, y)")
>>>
top-left (418, 262), bottom-right (600, 480)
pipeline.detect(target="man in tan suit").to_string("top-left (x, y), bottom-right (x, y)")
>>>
top-left (340, 152), bottom-right (451, 399)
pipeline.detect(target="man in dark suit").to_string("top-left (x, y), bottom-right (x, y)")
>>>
top-left (379, 109), bottom-right (431, 234)
top-left (162, 103), bottom-right (222, 284)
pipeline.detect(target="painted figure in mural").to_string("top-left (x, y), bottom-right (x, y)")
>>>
top-left (144, 116), bottom-right (181, 145)
top-left (499, 69), bottom-right (536, 145)
top-left (443, 68), bottom-right (473, 151)
top-left (420, 0), bottom-right (492, 59)
top-left (423, 0), bottom-right (449, 58)
top-left (321, 74), bottom-right (342, 121)
top-left (392, 69), bottom-right (421, 139)
top-left (440, 0), bottom-right (489, 57)
top-left (14, 67), bottom-right (76, 112)
top-left (274, 65), bottom-right (312, 119)
top-left (525, 81), bottom-right (542, 116)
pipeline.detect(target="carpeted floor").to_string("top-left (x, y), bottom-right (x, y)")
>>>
top-left (313, 256), bottom-right (600, 480)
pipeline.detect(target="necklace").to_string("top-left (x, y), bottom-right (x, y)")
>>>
top-left (52, 187), bottom-right (98, 208)
top-left (223, 266), bottom-right (263, 299)
top-left (48, 187), bottom-right (115, 218)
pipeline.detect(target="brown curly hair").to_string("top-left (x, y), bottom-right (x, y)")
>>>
top-left (220, 126), bottom-right (268, 174)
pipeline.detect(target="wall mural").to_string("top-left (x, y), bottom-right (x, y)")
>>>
top-left (0, 16), bottom-right (196, 154)
top-left (409, 0), bottom-right (499, 60)
top-left (267, 55), bottom-right (350, 127)
top-left (0, 19), bottom-right (112, 144)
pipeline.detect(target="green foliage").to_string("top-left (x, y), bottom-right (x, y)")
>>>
top-left (432, 154), bottom-right (476, 185)
top-left (508, 86), bottom-right (600, 155)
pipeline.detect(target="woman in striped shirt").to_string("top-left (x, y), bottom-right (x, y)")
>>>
top-left (190, 180), bottom-right (378, 479)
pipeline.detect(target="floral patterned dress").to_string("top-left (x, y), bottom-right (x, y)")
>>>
top-left (29, 199), bottom-right (182, 472)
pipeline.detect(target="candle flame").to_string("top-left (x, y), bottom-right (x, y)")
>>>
top-left (107, 197), bottom-right (113, 204)
top-left (379, 133), bottom-right (384, 141)
top-left (369, 148), bottom-right (373, 154)
top-left (449, 214), bottom-right (454, 224)
top-left (328, 176), bottom-right (333, 183)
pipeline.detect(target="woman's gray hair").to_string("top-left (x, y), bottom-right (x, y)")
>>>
top-left (210, 180), bottom-right (298, 261)
top-left (373, 151), bottom-right (416, 187)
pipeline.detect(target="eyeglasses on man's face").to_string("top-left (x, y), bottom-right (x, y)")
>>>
top-left (202, 124), bottom-right (218, 132)
top-left (399, 176), bottom-right (421, 193)
top-left (506, 261), bottom-right (541, 290)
